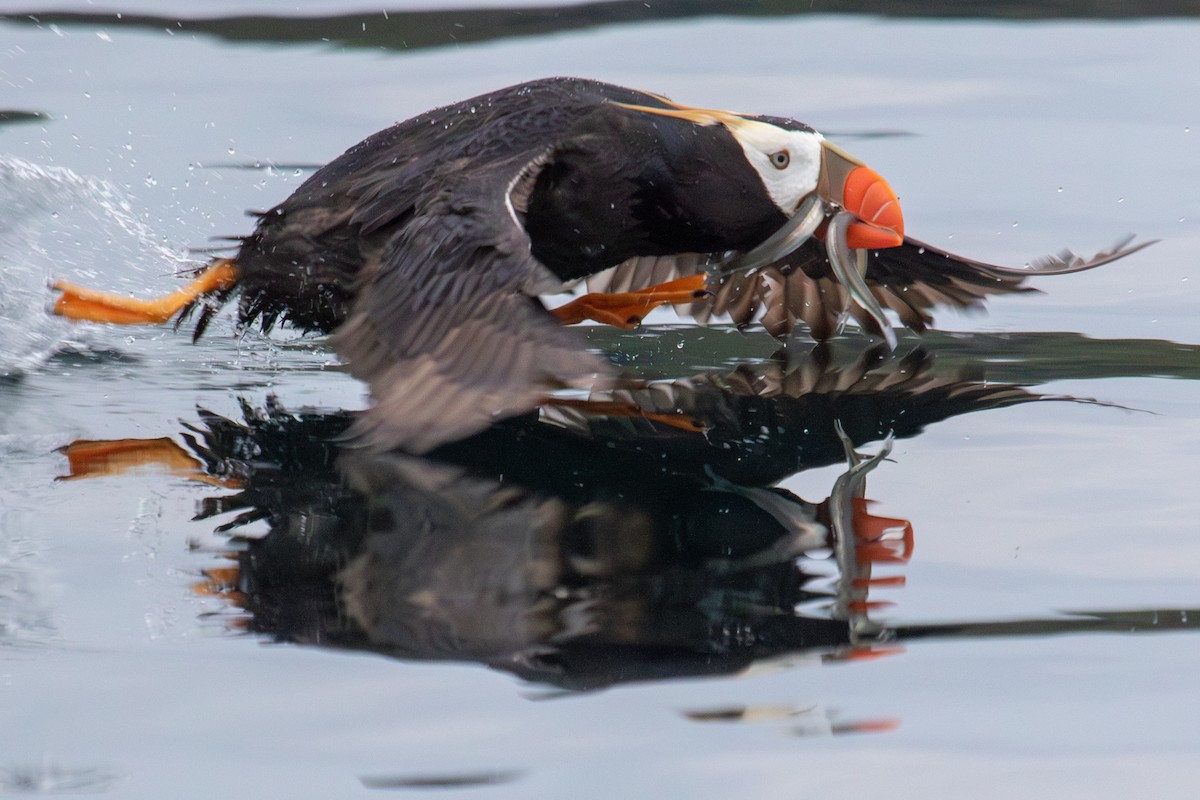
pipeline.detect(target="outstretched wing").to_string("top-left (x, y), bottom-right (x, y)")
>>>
top-left (334, 155), bottom-right (612, 453)
top-left (588, 235), bottom-right (1152, 340)
top-left (737, 234), bottom-right (1154, 340)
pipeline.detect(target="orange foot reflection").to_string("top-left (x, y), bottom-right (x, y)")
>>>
top-left (545, 397), bottom-right (709, 433)
top-left (57, 437), bottom-right (241, 488)
top-left (193, 563), bottom-right (248, 612)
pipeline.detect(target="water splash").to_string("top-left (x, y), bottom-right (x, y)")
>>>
top-left (0, 155), bottom-right (193, 377)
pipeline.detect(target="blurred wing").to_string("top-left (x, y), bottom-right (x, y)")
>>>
top-left (334, 157), bottom-right (612, 453)
top-left (698, 234), bottom-right (1153, 340)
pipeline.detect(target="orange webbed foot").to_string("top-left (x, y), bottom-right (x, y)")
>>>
top-left (52, 259), bottom-right (239, 325)
top-left (551, 274), bottom-right (708, 328)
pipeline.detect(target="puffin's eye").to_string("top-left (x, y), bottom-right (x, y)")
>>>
top-left (769, 150), bottom-right (790, 170)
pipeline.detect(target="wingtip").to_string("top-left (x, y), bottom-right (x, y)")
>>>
top-left (1023, 233), bottom-right (1156, 275)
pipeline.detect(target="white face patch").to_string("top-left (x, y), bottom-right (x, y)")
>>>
top-left (724, 119), bottom-right (824, 215)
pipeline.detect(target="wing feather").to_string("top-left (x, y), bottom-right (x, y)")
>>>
top-left (689, 235), bottom-right (1152, 340)
top-left (334, 161), bottom-right (612, 453)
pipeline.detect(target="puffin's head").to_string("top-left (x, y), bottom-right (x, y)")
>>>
top-left (613, 100), bottom-right (904, 250)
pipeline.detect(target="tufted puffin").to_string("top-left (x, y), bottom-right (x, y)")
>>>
top-left (51, 77), bottom-right (1149, 452)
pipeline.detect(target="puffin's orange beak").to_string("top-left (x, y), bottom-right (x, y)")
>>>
top-left (841, 165), bottom-right (904, 249)
top-left (818, 142), bottom-right (905, 250)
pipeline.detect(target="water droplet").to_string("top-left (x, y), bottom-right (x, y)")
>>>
top-left (1056, 186), bottom-right (1064, 193)
top-left (1011, 221), bottom-right (1019, 228)
top-left (293, 168), bottom-right (302, 176)
top-left (1186, 126), bottom-right (1192, 133)
top-left (1117, 197), bottom-right (1124, 204)
top-left (227, 147), bottom-right (235, 155)
top-left (96, 31), bottom-right (113, 42)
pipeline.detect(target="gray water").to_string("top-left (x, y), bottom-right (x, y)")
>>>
top-left (1, 3), bottom-right (1199, 798)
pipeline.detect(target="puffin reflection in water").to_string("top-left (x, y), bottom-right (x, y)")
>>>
top-left (52, 77), bottom-right (1148, 452)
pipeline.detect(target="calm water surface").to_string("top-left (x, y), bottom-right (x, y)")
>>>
top-left (1, 3), bottom-right (1199, 798)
